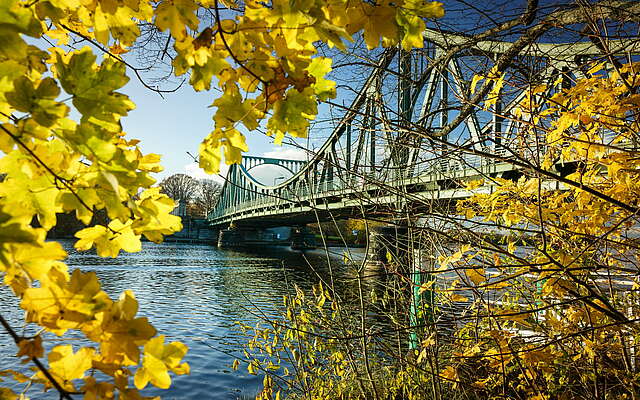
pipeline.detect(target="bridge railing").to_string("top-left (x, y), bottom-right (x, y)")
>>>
top-left (210, 129), bottom-right (639, 222)
top-left (211, 155), bottom-right (511, 221)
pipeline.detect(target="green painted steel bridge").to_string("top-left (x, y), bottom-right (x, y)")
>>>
top-left (207, 28), bottom-right (638, 230)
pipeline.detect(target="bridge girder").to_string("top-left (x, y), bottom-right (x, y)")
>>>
top-left (208, 27), bottom-right (640, 228)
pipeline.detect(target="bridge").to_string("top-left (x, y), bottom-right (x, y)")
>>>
top-left (207, 28), bottom-right (638, 248)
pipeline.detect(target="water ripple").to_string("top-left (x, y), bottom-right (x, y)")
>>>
top-left (1, 241), bottom-right (356, 399)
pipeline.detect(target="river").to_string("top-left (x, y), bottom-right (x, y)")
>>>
top-left (0, 241), bottom-right (365, 399)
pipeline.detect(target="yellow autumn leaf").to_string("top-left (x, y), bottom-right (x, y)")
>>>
top-left (470, 74), bottom-right (484, 94)
top-left (247, 362), bottom-right (257, 375)
top-left (440, 365), bottom-right (458, 382)
top-left (386, 251), bottom-right (393, 263)
top-left (307, 57), bottom-right (336, 101)
top-left (360, 4), bottom-right (398, 49)
top-left (6, 240), bottom-right (67, 284)
top-left (21, 269), bottom-right (111, 333)
top-left (43, 345), bottom-right (95, 391)
top-left (0, 387), bottom-right (17, 400)
top-left (466, 179), bottom-right (484, 190)
top-left (450, 293), bottom-right (469, 302)
top-left (134, 335), bottom-right (189, 390)
top-left (587, 62), bottom-right (605, 76)
top-left (154, 0), bottom-right (199, 39)
top-left (418, 280), bottom-right (435, 294)
top-left (472, 378), bottom-right (488, 389)
top-left (75, 225), bottom-right (108, 252)
top-left (135, 354), bottom-right (170, 390)
top-left (396, 10), bottom-right (425, 51)
top-left (497, 310), bottom-right (532, 327)
top-left (486, 72), bottom-right (506, 109)
top-left (16, 336), bottom-right (44, 361)
top-left (465, 267), bottom-right (486, 285)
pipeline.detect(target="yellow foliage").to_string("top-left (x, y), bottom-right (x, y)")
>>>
top-left (0, 388), bottom-right (17, 400)
top-left (439, 365), bottom-right (458, 383)
top-left (0, 0), bottom-right (449, 397)
top-left (16, 336), bottom-right (44, 361)
top-left (465, 267), bottom-right (485, 285)
top-left (450, 293), bottom-right (469, 302)
top-left (134, 336), bottom-right (189, 390)
top-left (450, 60), bottom-right (640, 399)
top-left (43, 345), bottom-right (95, 391)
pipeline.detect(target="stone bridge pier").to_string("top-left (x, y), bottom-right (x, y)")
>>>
top-left (289, 226), bottom-right (316, 251)
top-left (216, 224), bottom-right (316, 250)
top-left (363, 223), bottom-right (435, 349)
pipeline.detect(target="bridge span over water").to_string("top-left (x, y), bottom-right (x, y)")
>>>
top-left (207, 28), bottom-right (637, 241)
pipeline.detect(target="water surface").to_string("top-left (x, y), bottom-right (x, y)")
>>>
top-left (0, 241), bottom-right (361, 399)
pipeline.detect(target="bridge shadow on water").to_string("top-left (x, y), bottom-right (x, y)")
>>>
top-left (217, 244), bottom-right (426, 350)
top-left (227, 244), bottom-right (473, 342)
top-left (216, 245), bottom-right (370, 299)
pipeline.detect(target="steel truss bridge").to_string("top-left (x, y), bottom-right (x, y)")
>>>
top-left (208, 28), bottom-right (639, 230)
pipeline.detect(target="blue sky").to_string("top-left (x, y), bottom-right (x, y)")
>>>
top-left (121, 74), bottom-right (309, 184)
top-left (26, 35), bottom-right (311, 186)
top-left (108, 0), bottom-right (564, 185)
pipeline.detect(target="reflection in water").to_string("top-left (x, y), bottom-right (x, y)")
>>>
top-left (0, 241), bottom-right (365, 399)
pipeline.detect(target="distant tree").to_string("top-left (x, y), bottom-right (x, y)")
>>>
top-left (159, 174), bottom-right (199, 204)
top-left (194, 179), bottom-right (222, 218)
top-left (47, 209), bottom-right (109, 239)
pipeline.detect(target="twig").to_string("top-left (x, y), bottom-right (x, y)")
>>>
top-left (0, 314), bottom-right (74, 400)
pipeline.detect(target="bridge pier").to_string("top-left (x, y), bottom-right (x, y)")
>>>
top-left (217, 226), bottom-right (282, 249)
top-left (217, 227), bottom-right (246, 248)
top-left (290, 226), bottom-right (316, 250)
top-left (363, 225), bottom-right (410, 274)
top-left (363, 223), bottom-right (435, 350)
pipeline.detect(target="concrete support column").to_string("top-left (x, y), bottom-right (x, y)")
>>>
top-left (217, 226), bottom-right (271, 249)
top-left (290, 226), bottom-right (316, 250)
top-left (217, 228), bottom-right (245, 248)
top-left (210, 229), bottom-right (220, 245)
top-left (363, 225), bottom-right (409, 274)
top-left (363, 224), bottom-right (436, 350)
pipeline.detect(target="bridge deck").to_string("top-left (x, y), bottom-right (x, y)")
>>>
top-left (209, 161), bottom-right (564, 228)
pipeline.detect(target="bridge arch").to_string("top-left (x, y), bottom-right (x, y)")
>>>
top-left (208, 28), bottom-right (640, 227)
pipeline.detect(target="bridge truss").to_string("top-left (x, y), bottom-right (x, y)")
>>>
top-left (209, 27), bottom-right (639, 228)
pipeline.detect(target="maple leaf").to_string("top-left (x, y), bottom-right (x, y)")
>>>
top-left (154, 0), bottom-right (199, 40)
top-left (396, 10), bottom-right (426, 51)
top-left (130, 188), bottom-right (183, 242)
top-left (21, 269), bottom-right (112, 333)
top-left (5, 77), bottom-right (68, 127)
top-left (54, 48), bottom-right (134, 131)
top-left (267, 87), bottom-right (317, 144)
top-left (465, 267), bottom-right (486, 286)
top-left (16, 336), bottom-right (44, 361)
top-left (306, 57), bottom-right (336, 101)
top-left (84, 291), bottom-right (156, 364)
top-left (134, 336), bottom-right (189, 390)
top-left (362, 4), bottom-right (398, 49)
top-left (40, 345), bottom-right (95, 392)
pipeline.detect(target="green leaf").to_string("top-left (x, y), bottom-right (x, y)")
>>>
top-left (154, 0), bottom-right (199, 39)
top-left (307, 57), bottom-right (336, 101)
top-left (267, 87), bottom-right (317, 144)
top-left (0, 0), bottom-right (42, 37)
top-left (55, 48), bottom-right (134, 129)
